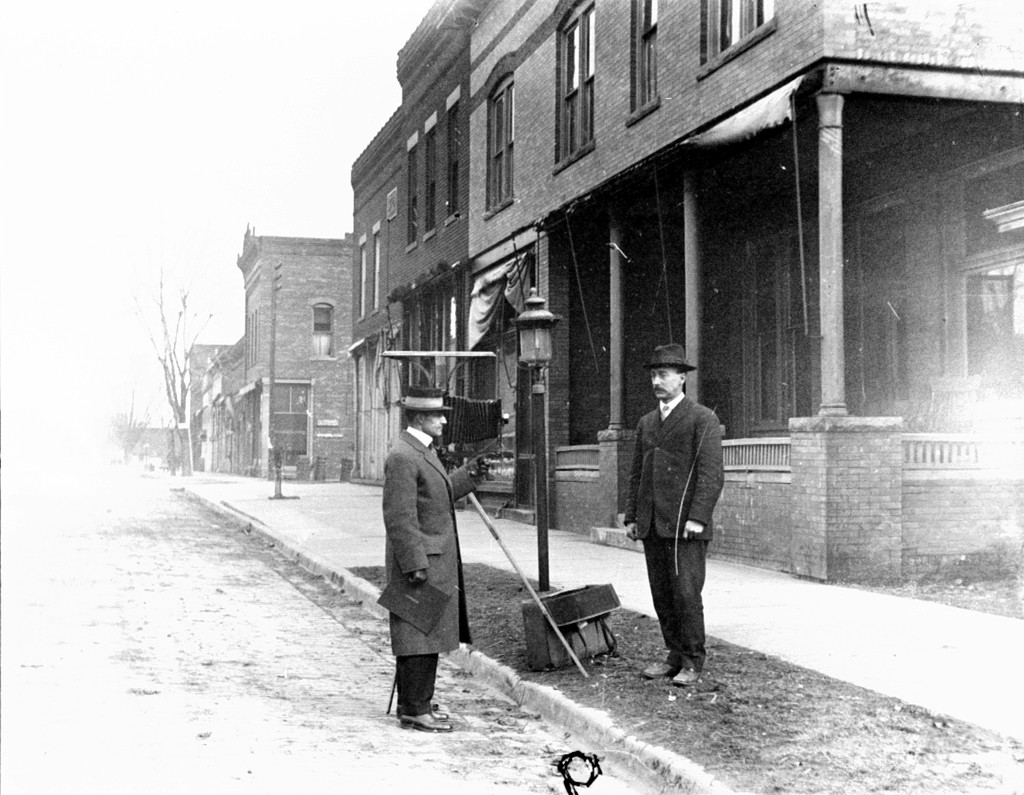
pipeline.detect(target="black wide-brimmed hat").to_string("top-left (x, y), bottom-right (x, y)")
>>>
top-left (399, 385), bottom-right (451, 412)
top-left (643, 343), bottom-right (696, 372)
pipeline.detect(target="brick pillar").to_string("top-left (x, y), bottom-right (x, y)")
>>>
top-left (597, 428), bottom-right (636, 525)
top-left (789, 415), bottom-right (903, 582)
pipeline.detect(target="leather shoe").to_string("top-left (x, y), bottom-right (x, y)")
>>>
top-left (642, 662), bottom-right (680, 680)
top-left (400, 713), bottom-right (453, 733)
top-left (397, 704), bottom-right (449, 721)
top-left (670, 668), bottom-right (701, 686)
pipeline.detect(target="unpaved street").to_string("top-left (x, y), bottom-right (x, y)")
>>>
top-left (1, 471), bottom-right (644, 795)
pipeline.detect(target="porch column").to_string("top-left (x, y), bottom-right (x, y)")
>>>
top-left (816, 93), bottom-right (848, 416)
top-left (597, 204), bottom-right (635, 526)
top-left (683, 171), bottom-right (702, 402)
top-left (608, 206), bottom-right (625, 430)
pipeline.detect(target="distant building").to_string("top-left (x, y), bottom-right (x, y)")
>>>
top-left (198, 339), bottom-right (245, 474)
top-left (233, 227), bottom-right (355, 480)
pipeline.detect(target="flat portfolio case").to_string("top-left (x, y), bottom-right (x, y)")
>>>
top-left (377, 580), bottom-right (450, 634)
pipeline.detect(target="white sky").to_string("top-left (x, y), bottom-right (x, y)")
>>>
top-left (0, 0), bottom-right (435, 464)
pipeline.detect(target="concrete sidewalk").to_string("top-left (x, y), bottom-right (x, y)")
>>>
top-left (184, 473), bottom-right (1024, 746)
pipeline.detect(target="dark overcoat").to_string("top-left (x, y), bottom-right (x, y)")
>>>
top-left (382, 430), bottom-right (475, 656)
top-left (624, 396), bottom-right (724, 540)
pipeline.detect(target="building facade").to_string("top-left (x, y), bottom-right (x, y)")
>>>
top-left (234, 228), bottom-right (355, 480)
top-left (353, 0), bottom-right (1024, 582)
top-left (350, 3), bottom-right (475, 483)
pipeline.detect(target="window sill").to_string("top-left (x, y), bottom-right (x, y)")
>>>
top-left (553, 140), bottom-right (596, 176)
top-left (444, 213), bottom-right (462, 227)
top-left (698, 20), bottom-right (777, 79)
top-left (422, 229), bottom-right (436, 243)
top-left (483, 198), bottom-right (514, 220)
top-left (405, 241), bottom-right (418, 253)
top-left (626, 97), bottom-right (661, 128)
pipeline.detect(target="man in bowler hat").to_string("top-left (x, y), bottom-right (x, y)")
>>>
top-left (624, 344), bottom-right (724, 685)
top-left (382, 385), bottom-right (488, 731)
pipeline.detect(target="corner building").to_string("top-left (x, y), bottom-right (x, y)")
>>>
top-left (358, 0), bottom-right (1024, 583)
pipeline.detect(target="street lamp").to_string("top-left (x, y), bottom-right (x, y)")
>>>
top-left (515, 288), bottom-right (560, 591)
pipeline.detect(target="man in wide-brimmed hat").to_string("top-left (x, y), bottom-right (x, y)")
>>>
top-left (381, 385), bottom-right (488, 732)
top-left (624, 344), bottom-right (724, 686)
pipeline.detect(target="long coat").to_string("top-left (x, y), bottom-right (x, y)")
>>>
top-left (624, 396), bottom-right (724, 540)
top-left (382, 431), bottom-right (475, 656)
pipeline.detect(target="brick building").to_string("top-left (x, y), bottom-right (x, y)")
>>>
top-left (353, 0), bottom-right (1024, 582)
top-left (350, 3), bottom-right (475, 483)
top-left (198, 338), bottom-right (245, 474)
top-left (233, 227), bottom-right (355, 480)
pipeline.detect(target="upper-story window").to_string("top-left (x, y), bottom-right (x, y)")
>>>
top-left (424, 124), bottom-right (437, 233)
top-left (559, 4), bottom-right (595, 161)
top-left (633, 0), bottom-right (657, 110)
top-left (487, 77), bottom-right (515, 210)
top-left (312, 303), bottom-right (334, 357)
top-left (446, 99), bottom-right (460, 217)
top-left (407, 134), bottom-right (419, 245)
top-left (358, 239), bottom-right (367, 317)
top-left (372, 227), bottom-right (381, 311)
top-left (702, 0), bottom-right (774, 63)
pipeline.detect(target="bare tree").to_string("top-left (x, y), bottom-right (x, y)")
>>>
top-left (109, 391), bottom-right (149, 464)
top-left (136, 269), bottom-right (211, 476)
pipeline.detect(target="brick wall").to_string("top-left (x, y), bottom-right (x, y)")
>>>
top-left (789, 416), bottom-right (903, 582)
top-left (714, 473), bottom-right (792, 571)
top-left (237, 234), bottom-right (354, 478)
top-left (903, 474), bottom-right (1024, 580)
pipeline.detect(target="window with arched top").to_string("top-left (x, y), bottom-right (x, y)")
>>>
top-left (313, 303), bottom-right (334, 357)
top-left (487, 76), bottom-right (515, 210)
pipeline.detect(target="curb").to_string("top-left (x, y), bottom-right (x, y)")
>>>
top-left (183, 487), bottom-right (737, 794)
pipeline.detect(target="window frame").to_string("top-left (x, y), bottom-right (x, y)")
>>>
top-left (424, 126), bottom-right (437, 233)
top-left (701, 0), bottom-right (774, 65)
top-left (406, 142), bottom-right (418, 246)
top-left (358, 241), bottom-right (367, 318)
top-left (312, 303), bottom-right (334, 358)
top-left (632, 0), bottom-right (658, 112)
top-left (558, 3), bottom-right (596, 163)
top-left (372, 230), bottom-right (381, 312)
top-left (487, 77), bottom-right (515, 211)
top-left (446, 101), bottom-right (460, 218)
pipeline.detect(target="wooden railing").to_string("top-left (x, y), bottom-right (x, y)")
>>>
top-left (723, 437), bottom-right (791, 471)
top-left (554, 445), bottom-right (600, 472)
top-left (902, 434), bottom-right (1024, 469)
top-left (554, 435), bottom-right (1021, 476)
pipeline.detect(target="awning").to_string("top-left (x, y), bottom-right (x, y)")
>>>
top-left (467, 252), bottom-right (533, 349)
top-left (683, 74), bottom-right (805, 149)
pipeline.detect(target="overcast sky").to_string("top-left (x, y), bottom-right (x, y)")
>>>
top-left (1, 0), bottom-right (435, 463)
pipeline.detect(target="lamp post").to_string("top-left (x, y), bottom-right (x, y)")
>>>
top-left (515, 288), bottom-right (560, 592)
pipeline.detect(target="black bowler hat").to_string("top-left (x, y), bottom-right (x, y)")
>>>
top-left (399, 385), bottom-right (451, 412)
top-left (644, 343), bottom-right (696, 372)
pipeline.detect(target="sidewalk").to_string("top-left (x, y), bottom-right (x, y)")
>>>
top-left (184, 474), bottom-right (1024, 751)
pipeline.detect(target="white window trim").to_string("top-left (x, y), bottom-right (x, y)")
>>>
top-left (446, 85), bottom-right (461, 110)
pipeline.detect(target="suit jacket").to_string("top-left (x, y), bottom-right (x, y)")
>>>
top-left (382, 430), bottom-right (476, 656)
top-left (624, 396), bottom-right (724, 541)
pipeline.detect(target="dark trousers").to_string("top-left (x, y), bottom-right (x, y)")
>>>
top-left (395, 654), bottom-right (438, 717)
top-left (643, 536), bottom-right (709, 672)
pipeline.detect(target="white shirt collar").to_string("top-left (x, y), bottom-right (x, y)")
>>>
top-left (406, 426), bottom-right (434, 448)
top-left (660, 393), bottom-right (685, 417)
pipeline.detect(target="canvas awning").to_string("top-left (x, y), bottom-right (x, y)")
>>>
top-left (682, 74), bottom-right (805, 149)
top-left (467, 252), bottom-right (533, 349)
